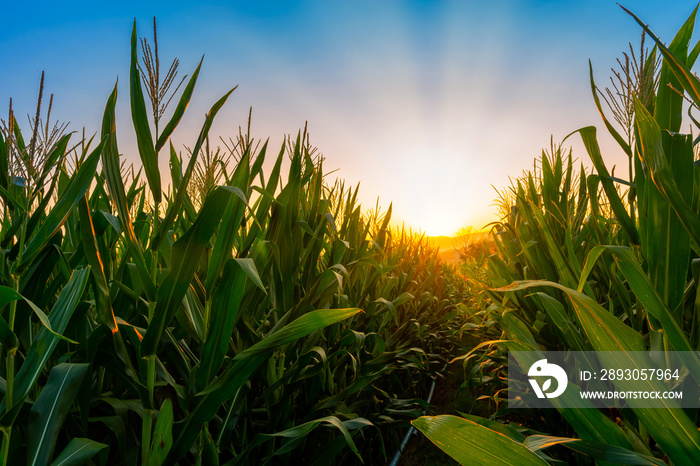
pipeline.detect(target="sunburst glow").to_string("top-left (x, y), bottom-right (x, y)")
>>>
top-left (1, 0), bottom-right (693, 236)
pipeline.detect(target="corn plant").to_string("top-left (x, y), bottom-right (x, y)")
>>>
top-left (0, 20), bottom-right (470, 466)
top-left (416, 5), bottom-right (700, 465)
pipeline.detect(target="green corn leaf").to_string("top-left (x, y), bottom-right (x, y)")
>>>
top-left (249, 139), bottom-right (268, 179)
top-left (634, 98), bottom-right (700, 256)
top-left (101, 80), bottom-right (156, 300)
top-left (150, 86), bottom-right (237, 251)
top-left (31, 133), bottom-right (71, 200)
top-left (88, 416), bottom-right (126, 460)
top-left (169, 142), bottom-right (183, 189)
top-left (374, 297), bottom-right (399, 327)
top-left (205, 154), bottom-right (251, 296)
top-left (524, 435), bottom-right (666, 466)
top-left (0, 132), bottom-right (8, 196)
top-left (0, 288), bottom-right (21, 348)
top-left (412, 415), bottom-right (549, 466)
top-left (566, 126), bottom-right (638, 244)
top-left (221, 185), bottom-right (248, 204)
top-left (50, 438), bottom-right (108, 466)
top-left (130, 20), bottom-right (160, 203)
top-left (233, 308), bottom-right (363, 361)
top-left (195, 259), bottom-right (247, 392)
top-left (498, 280), bottom-right (700, 465)
top-left (17, 156), bottom-right (63, 248)
top-left (0, 185), bottom-right (25, 213)
top-left (588, 61), bottom-right (632, 156)
top-left (78, 196), bottom-right (117, 332)
top-left (641, 74), bottom-right (695, 317)
top-left (454, 414), bottom-right (526, 443)
top-left (1, 268), bottom-right (90, 425)
top-left (147, 399), bottom-right (174, 466)
top-left (233, 257), bottom-right (265, 292)
top-left (580, 245), bottom-right (700, 379)
top-left (168, 356), bottom-right (265, 463)
top-left (140, 187), bottom-right (232, 357)
top-left (376, 203), bottom-right (392, 249)
top-left (652, 5), bottom-right (696, 132)
top-left (498, 281), bottom-right (645, 350)
top-left (21, 291), bottom-right (78, 345)
top-left (168, 307), bottom-right (361, 463)
top-left (240, 416), bottom-right (366, 463)
top-left (531, 292), bottom-right (589, 352)
top-left (15, 136), bottom-right (105, 273)
top-left (689, 38), bottom-right (700, 69)
top-left (11, 115), bottom-right (25, 152)
top-left (126, 166), bottom-right (145, 208)
top-left (155, 57), bottom-right (203, 152)
top-left (27, 364), bottom-right (90, 466)
top-left (525, 200), bottom-right (581, 291)
top-left (201, 427), bottom-right (217, 465)
top-left (241, 143), bottom-right (284, 254)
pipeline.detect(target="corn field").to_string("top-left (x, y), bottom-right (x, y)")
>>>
top-left (0, 21), bottom-right (469, 465)
top-left (412, 5), bottom-right (700, 466)
top-left (6, 4), bottom-right (700, 466)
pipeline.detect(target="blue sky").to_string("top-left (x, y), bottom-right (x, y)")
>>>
top-left (2, 1), bottom-right (699, 235)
